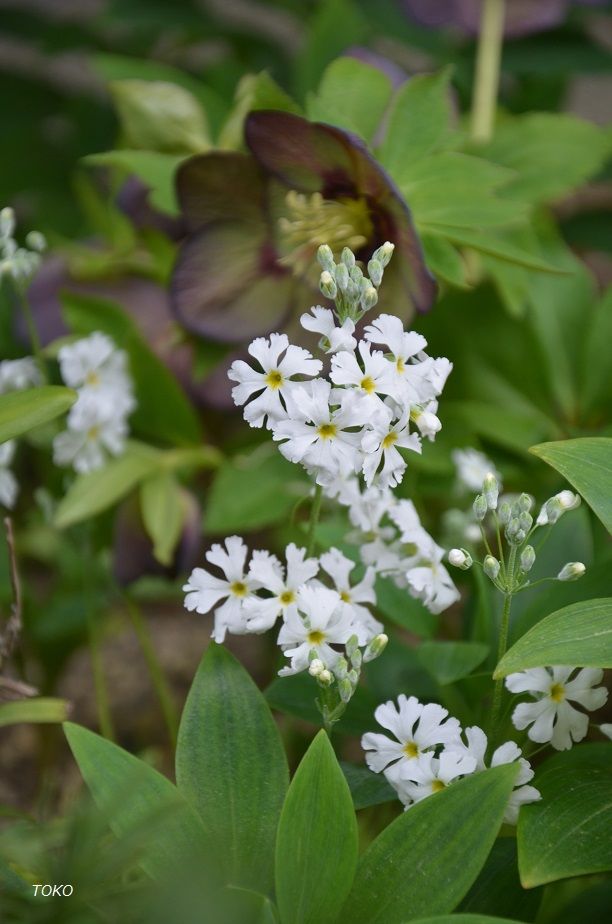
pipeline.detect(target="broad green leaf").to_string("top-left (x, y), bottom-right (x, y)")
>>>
top-left (410, 916), bottom-right (524, 924)
top-left (459, 838), bottom-right (542, 922)
top-left (205, 448), bottom-right (306, 533)
top-left (418, 641), bottom-right (489, 686)
top-left (341, 764), bottom-right (518, 924)
top-left (0, 698), bottom-right (69, 727)
top-left (341, 762), bottom-right (396, 810)
top-left (62, 292), bottom-right (202, 446)
top-left (582, 288), bottom-right (612, 413)
top-left (55, 441), bottom-right (161, 528)
top-left (427, 226), bottom-right (567, 274)
top-left (294, 0), bottom-right (368, 97)
top-left (64, 722), bottom-right (210, 881)
top-left (0, 386), bottom-right (75, 443)
top-left (530, 438), bottom-right (612, 533)
top-left (176, 644), bottom-right (288, 894)
top-left (494, 598), bottom-right (612, 678)
top-left (109, 80), bottom-right (209, 154)
top-left (518, 744), bottom-right (612, 887)
top-left (275, 731), bottom-right (358, 924)
top-left (380, 69), bottom-right (454, 179)
top-left (218, 72), bottom-right (301, 150)
top-left (265, 672), bottom-right (379, 737)
top-left (140, 472), bottom-right (185, 566)
top-left (375, 577), bottom-right (438, 638)
top-left (84, 150), bottom-right (184, 215)
top-left (421, 234), bottom-right (468, 288)
top-left (445, 401), bottom-right (556, 454)
top-left (307, 57), bottom-right (392, 143)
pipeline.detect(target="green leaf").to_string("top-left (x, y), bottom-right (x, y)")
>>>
top-left (109, 80), bottom-right (209, 154)
top-left (518, 744), bottom-right (612, 887)
top-left (418, 641), bottom-right (489, 686)
top-left (64, 722), bottom-right (210, 881)
top-left (341, 762), bottom-right (396, 810)
top-left (55, 441), bottom-right (161, 528)
top-left (205, 448), bottom-right (305, 533)
top-left (409, 916), bottom-right (525, 924)
top-left (176, 644), bottom-right (288, 894)
top-left (0, 698), bottom-right (69, 727)
top-left (0, 386), bottom-right (75, 443)
top-left (275, 731), bottom-right (358, 924)
top-left (427, 227), bottom-right (568, 274)
top-left (62, 292), bottom-right (202, 446)
top-left (459, 838), bottom-right (542, 922)
top-left (581, 288), bottom-right (612, 414)
top-left (265, 672), bottom-right (379, 737)
top-left (341, 765), bottom-right (518, 924)
top-left (380, 69), bottom-right (454, 179)
top-left (294, 0), bottom-right (368, 98)
top-left (307, 57), bottom-right (392, 143)
top-left (445, 401), bottom-right (556, 454)
top-left (218, 72), bottom-right (301, 150)
top-left (375, 577), bottom-right (438, 638)
top-left (421, 234), bottom-right (467, 288)
top-left (494, 598), bottom-right (612, 678)
top-left (530, 438), bottom-right (612, 533)
top-left (140, 472), bottom-right (185, 566)
top-left (84, 150), bottom-right (184, 215)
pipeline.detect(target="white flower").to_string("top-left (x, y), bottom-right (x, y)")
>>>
top-left (536, 490), bottom-right (581, 526)
top-left (58, 333), bottom-right (135, 415)
top-left (318, 547), bottom-right (382, 644)
top-left (244, 543), bottom-right (318, 632)
top-left (601, 724), bottom-right (612, 740)
top-left (272, 379), bottom-right (364, 486)
top-left (394, 750), bottom-right (477, 808)
top-left (300, 306), bottom-right (357, 353)
top-left (506, 666), bottom-right (608, 751)
top-left (228, 333), bottom-right (321, 429)
top-left (0, 357), bottom-right (41, 393)
top-left (277, 585), bottom-right (354, 676)
top-left (330, 342), bottom-right (397, 409)
top-left (361, 695), bottom-right (461, 778)
top-left (411, 401), bottom-right (442, 441)
top-left (451, 726), bottom-right (540, 824)
top-left (452, 448), bottom-right (500, 492)
top-left (52, 399), bottom-right (128, 474)
top-left (361, 407), bottom-right (421, 488)
top-left (389, 499), bottom-right (431, 553)
top-left (404, 538), bottom-right (460, 615)
top-left (183, 537), bottom-right (258, 642)
top-left (0, 441), bottom-right (18, 508)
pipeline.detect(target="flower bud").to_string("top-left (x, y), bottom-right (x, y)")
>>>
top-left (350, 648), bottom-right (362, 671)
top-left (558, 490), bottom-right (581, 511)
top-left (338, 677), bottom-right (353, 703)
top-left (473, 494), bottom-right (487, 521)
top-left (318, 669), bottom-right (333, 686)
top-left (346, 279), bottom-right (360, 302)
top-left (341, 246), bottom-right (356, 269)
top-left (361, 285), bottom-right (378, 312)
top-left (537, 491), bottom-right (581, 526)
top-left (333, 656), bottom-right (349, 680)
top-left (498, 501), bottom-right (511, 525)
top-left (0, 207), bottom-right (15, 238)
top-left (349, 264), bottom-right (363, 284)
top-left (448, 548), bottom-right (473, 570)
top-left (308, 658), bottom-right (325, 677)
top-left (514, 528), bottom-right (526, 544)
top-left (520, 545), bottom-right (536, 572)
top-left (374, 240), bottom-right (394, 267)
top-left (483, 555), bottom-right (500, 581)
top-left (345, 634), bottom-right (359, 660)
top-left (483, 472), bottom-right (499, 510)
top-left (518, 511), bottom-right (533, 532)
top-left (558, 561), bottom-right (585, 582)
top-left (319, 270), bottom-right (337, 299)
top-left (518, 493), bottom-right (533, 512)
top-left (335, 262), bottom-right (349, 291)
top-left (364, 633), bottom-right (388, 663)
top-left (505, 517), bottom-right (521, 541)
top-left (367, 258), bottom-right (383, 287)
top-left (317, 244), bottom-right (334, 271)
top-left (25, 230), bottom-right (46, 253)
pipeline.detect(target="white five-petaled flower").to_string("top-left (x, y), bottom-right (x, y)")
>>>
top-left (58, 332), bottom-right (135, 415)
top-left (228, 333), bottom-right (321, 429)
top-left (277, 584), bottom-right (355, 676)
top-left (52, 398), bottom-right (128, 474)
top-left (330, 341), bottom-right (398, 409)
top-left (0, 357), bottom-right (41, 394)
top-left (361, 694), bottom-right (461, 780)
top-left (394, 750), bottom-right (477, 808)
top-left (506, 666), bottom-right (608, 751)
top-left (361, 407), bottom-right (421, 488)
top-left (318, 547), bottom-right (382, 644)
top-left (244, 544), bottom-right (319, 632)
top-left (0, 441), bottom-right (18, 508)
top-left (300, 306), bottom-right (357, 353)
top-left (183, 536), bottom-right (258, 643)
top-left (452, 448), bottom-right (500, 493)
top-left (272, 379), bottom-right (364, 486)
top-left (404, 537), bottom-right (460, 615)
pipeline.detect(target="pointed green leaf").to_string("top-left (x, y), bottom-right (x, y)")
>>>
top-left (275, 731), bottom-right (358, 924)
top-left (109, 79), bottom-right (210, 154)
top-left (459, 838), bottom-right (542, 921)
top-left (0, 386), bottom-right (75, 443)
top-left (307, 57), bottom-right (393, 143)
top-left (409, 916), bottom-right (525, 924)
top-left (530, 438), bottom-right (612, 533)
top-left (341, 761), bottom-right (396, 810)
top-left (0, 697), bottom-right (69, 727)
top-left (64, 722), bottom-right (210, 881)
top-left (495, 598), bottom-right (612, 678)
top-left (140, 472), bottom-right (185, 565)
top-left (418, 641), bottom-right (489, 686)
top-left (176, 643), bottom-right (288, 894)
top-left (341, 765), bottom-right (518, 924)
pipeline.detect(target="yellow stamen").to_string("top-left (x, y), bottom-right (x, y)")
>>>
top-left (230, 581), bottom-right (248, 597)
top-left (280, 590), bottom-right (295, 605)
top-left (340, 590), bottom-right (351, 603)
top-left (550, 683), bottom-right (565, 702)
top-left (317, 423), bottom-right (337, 439)
top-left (382, 432), bottom-right (398, 449)
top-left (403, 741), bottom-right (419, 758)
top-left (360, 375), bottom-right (376, 394)
top-left (86, 425), bottom-right (100, 441)
top-left (265, 370), bottom-right (283, 389)
top-left (85, 371), bottom-right (100, 386)
top-left (308, 630), bottom-right (325, 645)
top-left (396, 357), bottom-right (405, 373)
top-left (431, 780), bottom-right (446, 793)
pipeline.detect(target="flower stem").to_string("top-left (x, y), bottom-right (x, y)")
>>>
top-left (490, 542), bottom-right (516, 736)
top-left (470, 0), bottom-right (505, 143)
top-left (14, 281), bottom-right (47, 384)
top-left (306, 483), bottom-right (323, 558)
top-left (88, 615), bottom-right (115, 741)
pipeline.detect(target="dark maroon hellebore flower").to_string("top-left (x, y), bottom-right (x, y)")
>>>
top-left (402, 0), bottom-right (606, 38)
top-left (170, 111), bottom-right (436, 344)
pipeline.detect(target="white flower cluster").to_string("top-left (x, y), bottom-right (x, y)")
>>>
top-left (0, 357), bottom-right (43, 509)
top-left (53, 332), bottom-right (136, 474)
top-left (362, 694), bottom-right (540, 824)
top-left (183, 536), bottom-right (386, 676)
top-left (505, 666), bottom-right (608, 751)
top-left (0, 206), bottom-right (46, 282)
top-left (228, 312), bottom-right (451, 492)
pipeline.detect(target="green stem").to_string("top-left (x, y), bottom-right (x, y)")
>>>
top-left (125, 596), bottom-right (179, 749)
top-left (88, 615), bottom-right (115, 741)
top-left (490, 543), bottom-right (516, 737)
top-left (15, 282), bottom-right (47, 384)
top-left (470, 0), bottom-right (506, 143)
top-left (306, 483), bottom-right (323, 558)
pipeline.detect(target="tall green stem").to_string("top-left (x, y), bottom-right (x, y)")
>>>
top-left (88, 615), bottom-right (115, 741)
top-left (470, 0), bottom-right (505, 143)
top-left (15, 283), bottom-right (47, 384)
top-left (306, 483), bottom-right (323, 558)
top-left (490, 543), bottom-right (516, 737)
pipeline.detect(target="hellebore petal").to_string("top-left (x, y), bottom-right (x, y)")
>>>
top-left (402, 0), bottom-right (604, 37)
top-left (176, 151), bottom-right (266, 230)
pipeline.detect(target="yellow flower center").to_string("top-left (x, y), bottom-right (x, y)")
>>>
top-left (403, 741), bottom-right (419, 758)
top-left (85, 371), bottom-right (100, 386)
top-left (340, 590), bottom-right (351, 603)
top-left (401, 542), bottom-right (418, 556)
top-left (230, 581), bottom-right (248, 597)
top-left (317, 423), bottom-right (337, 439)
top-left (382, 432), bottom-right (398, 449)
top-left (360, 375), bottom-right (376, 394)
top-left (550, 683), bottom-right (565, 703)
top-left (396, 357), bottom-right (405, 373)
top-left (431, 780), bottom-right (446, 793)
top-left (308, 630), bottom-right (325, 645)
top-left (280, 590), bottom-right (295, 605)
top-left (86, 426), bottom-right (100, 441)
top-left (278, 191), bottom-right (372, 276)
top-left (265, 370), bottom-right (283, 389)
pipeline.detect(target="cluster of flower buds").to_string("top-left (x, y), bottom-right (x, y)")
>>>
top-left (309, 631), bottom-right (388, 729)
top-left (0, 207), bottom-right (46, 283)
top-left (317, 242), bottom-right (394, 322)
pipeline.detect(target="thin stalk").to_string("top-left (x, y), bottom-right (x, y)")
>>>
top-left (492, 512), bottom-right (506, 580)
top-left (470, 0), bottom-right (506, 143)
top-left (88, 615), bottom-right (115, 741)
top-left (15, 282), bottom-right (47, 383)
top-left (489, 543), bottom-right (516, 736)
top-left (125, 596), bottom-right (179, 748)
top-left (306, 483), bottom-right (323, 558)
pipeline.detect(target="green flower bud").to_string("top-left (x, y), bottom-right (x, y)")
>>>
top-left (345, 634), bottom-right (359, 660)
top-left (361, 285), bottom-right (378, 312)
top-left (518, 511), bottom-right (533, 532)
top-left (483, 472), bottom-right (499, 510)
top-left (318, 669), bottom-right (333, 686)
top-left (367, 258), bottom-right (383, 287)
top-left (25, 230), bottom-right (46, 253)
top-left (520, 545), bottom-right (536, 572)
top-left (317, 244), bottom-right (334, 271)
top-left (319, 270), bottom-right (337, 299)
top-left (349, 264), bottom-right (363, 284)
top-left (558, 561), bottom-right (586, 582)
top-left (448, 548), bottom-right (473, 570)
top-left (338, 677), bottom-right (353, 703)
top-left (0, 207), bottom-right (15, 239)
top-left (364, 633), bottom-right (388, 663)
top-left (341, 246), bottom-right (356, 269)
top-left (374, 240), bottom-right (394, 267)
top-left (335, 263), bottom-right (349, 291)
top-left (333, 656), bottom-right (349, 680)
top-left (518, 493), bottom-right (533, 512)
top-left (498, 501), bottom-right (511, 525)
top-left (483, 555), bottom-right (500, 581)
top-left (473, 494), bottom-right (488, 521)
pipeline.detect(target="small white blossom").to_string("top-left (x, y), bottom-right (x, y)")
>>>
top-left (404, 542), bottom-right (460, 615)
top-left (0, 441), bottom-right (18, 508)
top-left (0, 357), bottom-right (41, 394)
top-left (277, 585), bottom-right (355, 676)
top-left (507, 666), bottom-right (608, 750)
top-left (300, 306), bottom-right (357, 353)
top-left (244, 544), bottom-right (318, 632)
top-left (394, 750), bottom-right (477, 808)
top-left (452, 448), bottom-right (500, 493)
top-left (318, 547), bottom-right (382, 644)
top-left (361, 407), bottom-right (421, 488)
top-left (330, 342), bottom-right (397, 409)
top-left (58, 333), bottom-right (135, 415)
top-left (52, 399), bottom-right (128, 474)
